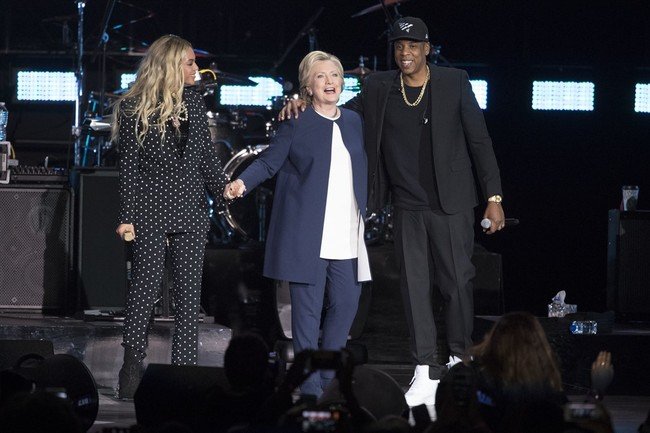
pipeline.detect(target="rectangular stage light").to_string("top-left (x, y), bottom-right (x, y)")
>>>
top-left (339, 76), bottom-right (362, 106)
top-left (220, 76), bottom-right (283, 107)
top-left (120, 73), bottom-right (137, 90)
top-left (470, 79), bottom-right (488, 109)
top-left (634, 83), bottom-right (650, 113)
top-left (532, 81), bottom-right (595, 111)
top-left (16, 71), bottom-right (77, 102)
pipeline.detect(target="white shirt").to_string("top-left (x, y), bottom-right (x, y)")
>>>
top-left (320, 113), bottom-right (358, 259)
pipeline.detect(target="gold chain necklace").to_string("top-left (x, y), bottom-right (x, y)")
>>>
top-left (400, 66), bottom-right (430, 107)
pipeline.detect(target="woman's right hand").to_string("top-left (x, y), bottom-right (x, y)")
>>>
top-left (278, 99), bottom-right (306, 121)
top-left (116, 223), bottom-right (135, 241)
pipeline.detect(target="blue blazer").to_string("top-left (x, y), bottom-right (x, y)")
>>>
top-left (238, 106), bottom-right (367, 285)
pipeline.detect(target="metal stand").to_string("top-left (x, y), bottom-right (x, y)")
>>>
top-left (72, 1), bottom-right (86, 167)
top-left (271, 6), bottom-right (324, 73)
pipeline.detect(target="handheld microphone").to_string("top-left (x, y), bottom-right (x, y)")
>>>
top-left (481, 218), bottom-right (520, 230)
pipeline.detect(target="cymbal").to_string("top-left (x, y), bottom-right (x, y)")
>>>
top-left (351, 0), bottom-right (409, 18)
top-left (201, 70), bottom-right (258, 87)
top-left (115, 46), bottom-right (215, 58)
top-left (344, 66), bottom-right (373, 77)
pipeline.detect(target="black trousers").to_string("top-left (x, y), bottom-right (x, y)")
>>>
top-left (393, 208), bottom-right (475, 379)
top-left (122, 230), bottom-right (206, 365)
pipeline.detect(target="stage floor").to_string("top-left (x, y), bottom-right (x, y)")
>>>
top-left (2, 242), bottom-right (649, 431)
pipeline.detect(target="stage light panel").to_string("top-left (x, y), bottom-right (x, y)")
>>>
top-left (120, 73), bottom-right (137, 90)
top-left (634, 83), bottom-right (650, 113)
top-left (338, 76), bottom-right (362, 105)
top-left (219, 77), bottom-right (283, 106)
top-left (532, 81), bottom-right (594, 111)
top-left (16, 71), bottom-right (76, 102)
top-left (470, 80), bottom-right (488, 109)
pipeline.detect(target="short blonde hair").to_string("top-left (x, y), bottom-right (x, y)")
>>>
top-left (298, 51), bottom-right (345, 105)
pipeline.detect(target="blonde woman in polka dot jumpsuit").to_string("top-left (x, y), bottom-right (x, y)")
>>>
top-left (112, 35), bottom-right (227, 399)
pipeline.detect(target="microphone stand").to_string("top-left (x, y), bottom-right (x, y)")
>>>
top-left (379, 0), bottom-right (401, 69)
top-left (73, 0), bottom-right (86, 167)
top-left (271, 6), bottom-right (324, 73)
top-left (90, 0), bottom-right (118, 167)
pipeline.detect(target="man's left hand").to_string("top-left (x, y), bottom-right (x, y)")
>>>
top-left (483, 202), bottom-right (505, 234)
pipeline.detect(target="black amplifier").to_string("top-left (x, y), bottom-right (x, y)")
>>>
top-left (3, 165), bottom-right (69, 184)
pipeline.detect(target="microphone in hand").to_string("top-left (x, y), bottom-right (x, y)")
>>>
top-left (481, 218), bottom-right (519, 231)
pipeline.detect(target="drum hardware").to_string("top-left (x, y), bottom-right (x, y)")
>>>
top-left (271, 6), bottom-right (324, 73)
top-left (350, 0), bottom-right (410, 18)
top-left (345, 56), bottom-right (374, 78)
top-left (218, 144), bottom-right (274, 242)
top-left (201, 65), bottom-right (258, 87)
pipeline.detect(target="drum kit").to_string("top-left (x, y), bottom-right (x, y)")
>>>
top-left (79, 0), bottom-right (409, 246)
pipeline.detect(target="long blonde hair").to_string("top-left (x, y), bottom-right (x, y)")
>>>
top-left (111, 34), bottom-right (192, 144)
top-left (298, 50), bottom-right (344, 105)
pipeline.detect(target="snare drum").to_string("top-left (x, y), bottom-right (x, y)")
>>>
top-left (222, 145), bottom-right (275, 241)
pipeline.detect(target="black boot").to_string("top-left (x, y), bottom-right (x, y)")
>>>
top-left (117, 347), bottom-right (145, 399)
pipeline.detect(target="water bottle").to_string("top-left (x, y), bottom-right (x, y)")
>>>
top-left (570, 320), bottom-right (597, 335)
top-left (0, 102), bottom-right (8, 142)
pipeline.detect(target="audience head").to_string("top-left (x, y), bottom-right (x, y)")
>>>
top-left (224, 332), bottom-right (273, 392)
top-left (470, 311), bottom-right (563, 393)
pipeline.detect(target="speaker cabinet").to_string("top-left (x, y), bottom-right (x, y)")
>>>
top-left (607, 209), bottom-right (650, 321)
top-left (135, 364), bottom-right (227, 430)
top-left (472, 245), bottom-right (504, 315)
top-left (76, 169), bottom-right (128, 311)
top-left (0, 186), bottom-right (72, 312)
top-left (0, 340), bottom-right (54, 370)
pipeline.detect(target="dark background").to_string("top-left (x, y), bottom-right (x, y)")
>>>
top-left (1, 0), bottom-right (648, 315)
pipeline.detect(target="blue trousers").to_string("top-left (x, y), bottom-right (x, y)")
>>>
top-left (289, 258), bottom-right (362, 397)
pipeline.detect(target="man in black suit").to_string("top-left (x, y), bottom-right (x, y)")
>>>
top-left (281, 16), bottom-right (504, 410)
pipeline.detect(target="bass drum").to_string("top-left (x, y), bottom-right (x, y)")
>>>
top-left (222, 145), bottom-right (274, 241)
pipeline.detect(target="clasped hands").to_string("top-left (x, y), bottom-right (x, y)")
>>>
top-left (223, 179), bottom-right (246, 200)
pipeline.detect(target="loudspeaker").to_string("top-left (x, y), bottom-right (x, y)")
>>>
top-left (0, 186), bottom-right (72, 312)
top-left (319, 365), bottom-right (408, 421)
top-left (607, 209), bottom-right (650, 321)
top-left (0, 339), bottom-right (54, 370)
top-left (76, 169), bottom-right (128, 311)
top-left (134, 364), bottom-right (227, 429)
top-left (0, 353), bottom-right (98, 431)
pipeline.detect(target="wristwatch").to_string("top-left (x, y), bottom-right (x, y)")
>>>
top-left (487, 195), bottom-right (503, 204)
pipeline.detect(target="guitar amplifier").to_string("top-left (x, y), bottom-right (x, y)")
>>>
top-left (607, 210), bottom-right (650, 321)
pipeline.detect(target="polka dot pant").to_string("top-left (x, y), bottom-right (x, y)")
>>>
top-left (122, 230), bottom-right (206, 365)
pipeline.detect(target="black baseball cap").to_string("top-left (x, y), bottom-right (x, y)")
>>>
top-left (388, 17), bottom-right (429, 42)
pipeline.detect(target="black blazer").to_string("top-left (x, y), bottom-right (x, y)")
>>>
top-left (345, 64), bottom-right (502, 215)
top-left (117, 87), bottom-right (227, 234)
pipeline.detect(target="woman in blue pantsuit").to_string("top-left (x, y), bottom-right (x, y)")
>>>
top-left (225, 51), bottom-right (371, 397)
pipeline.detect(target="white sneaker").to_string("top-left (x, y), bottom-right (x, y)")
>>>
top-left (446, 355), bottom-right (462, 369)
top-left (404, 365), bottom-right (439, 407)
